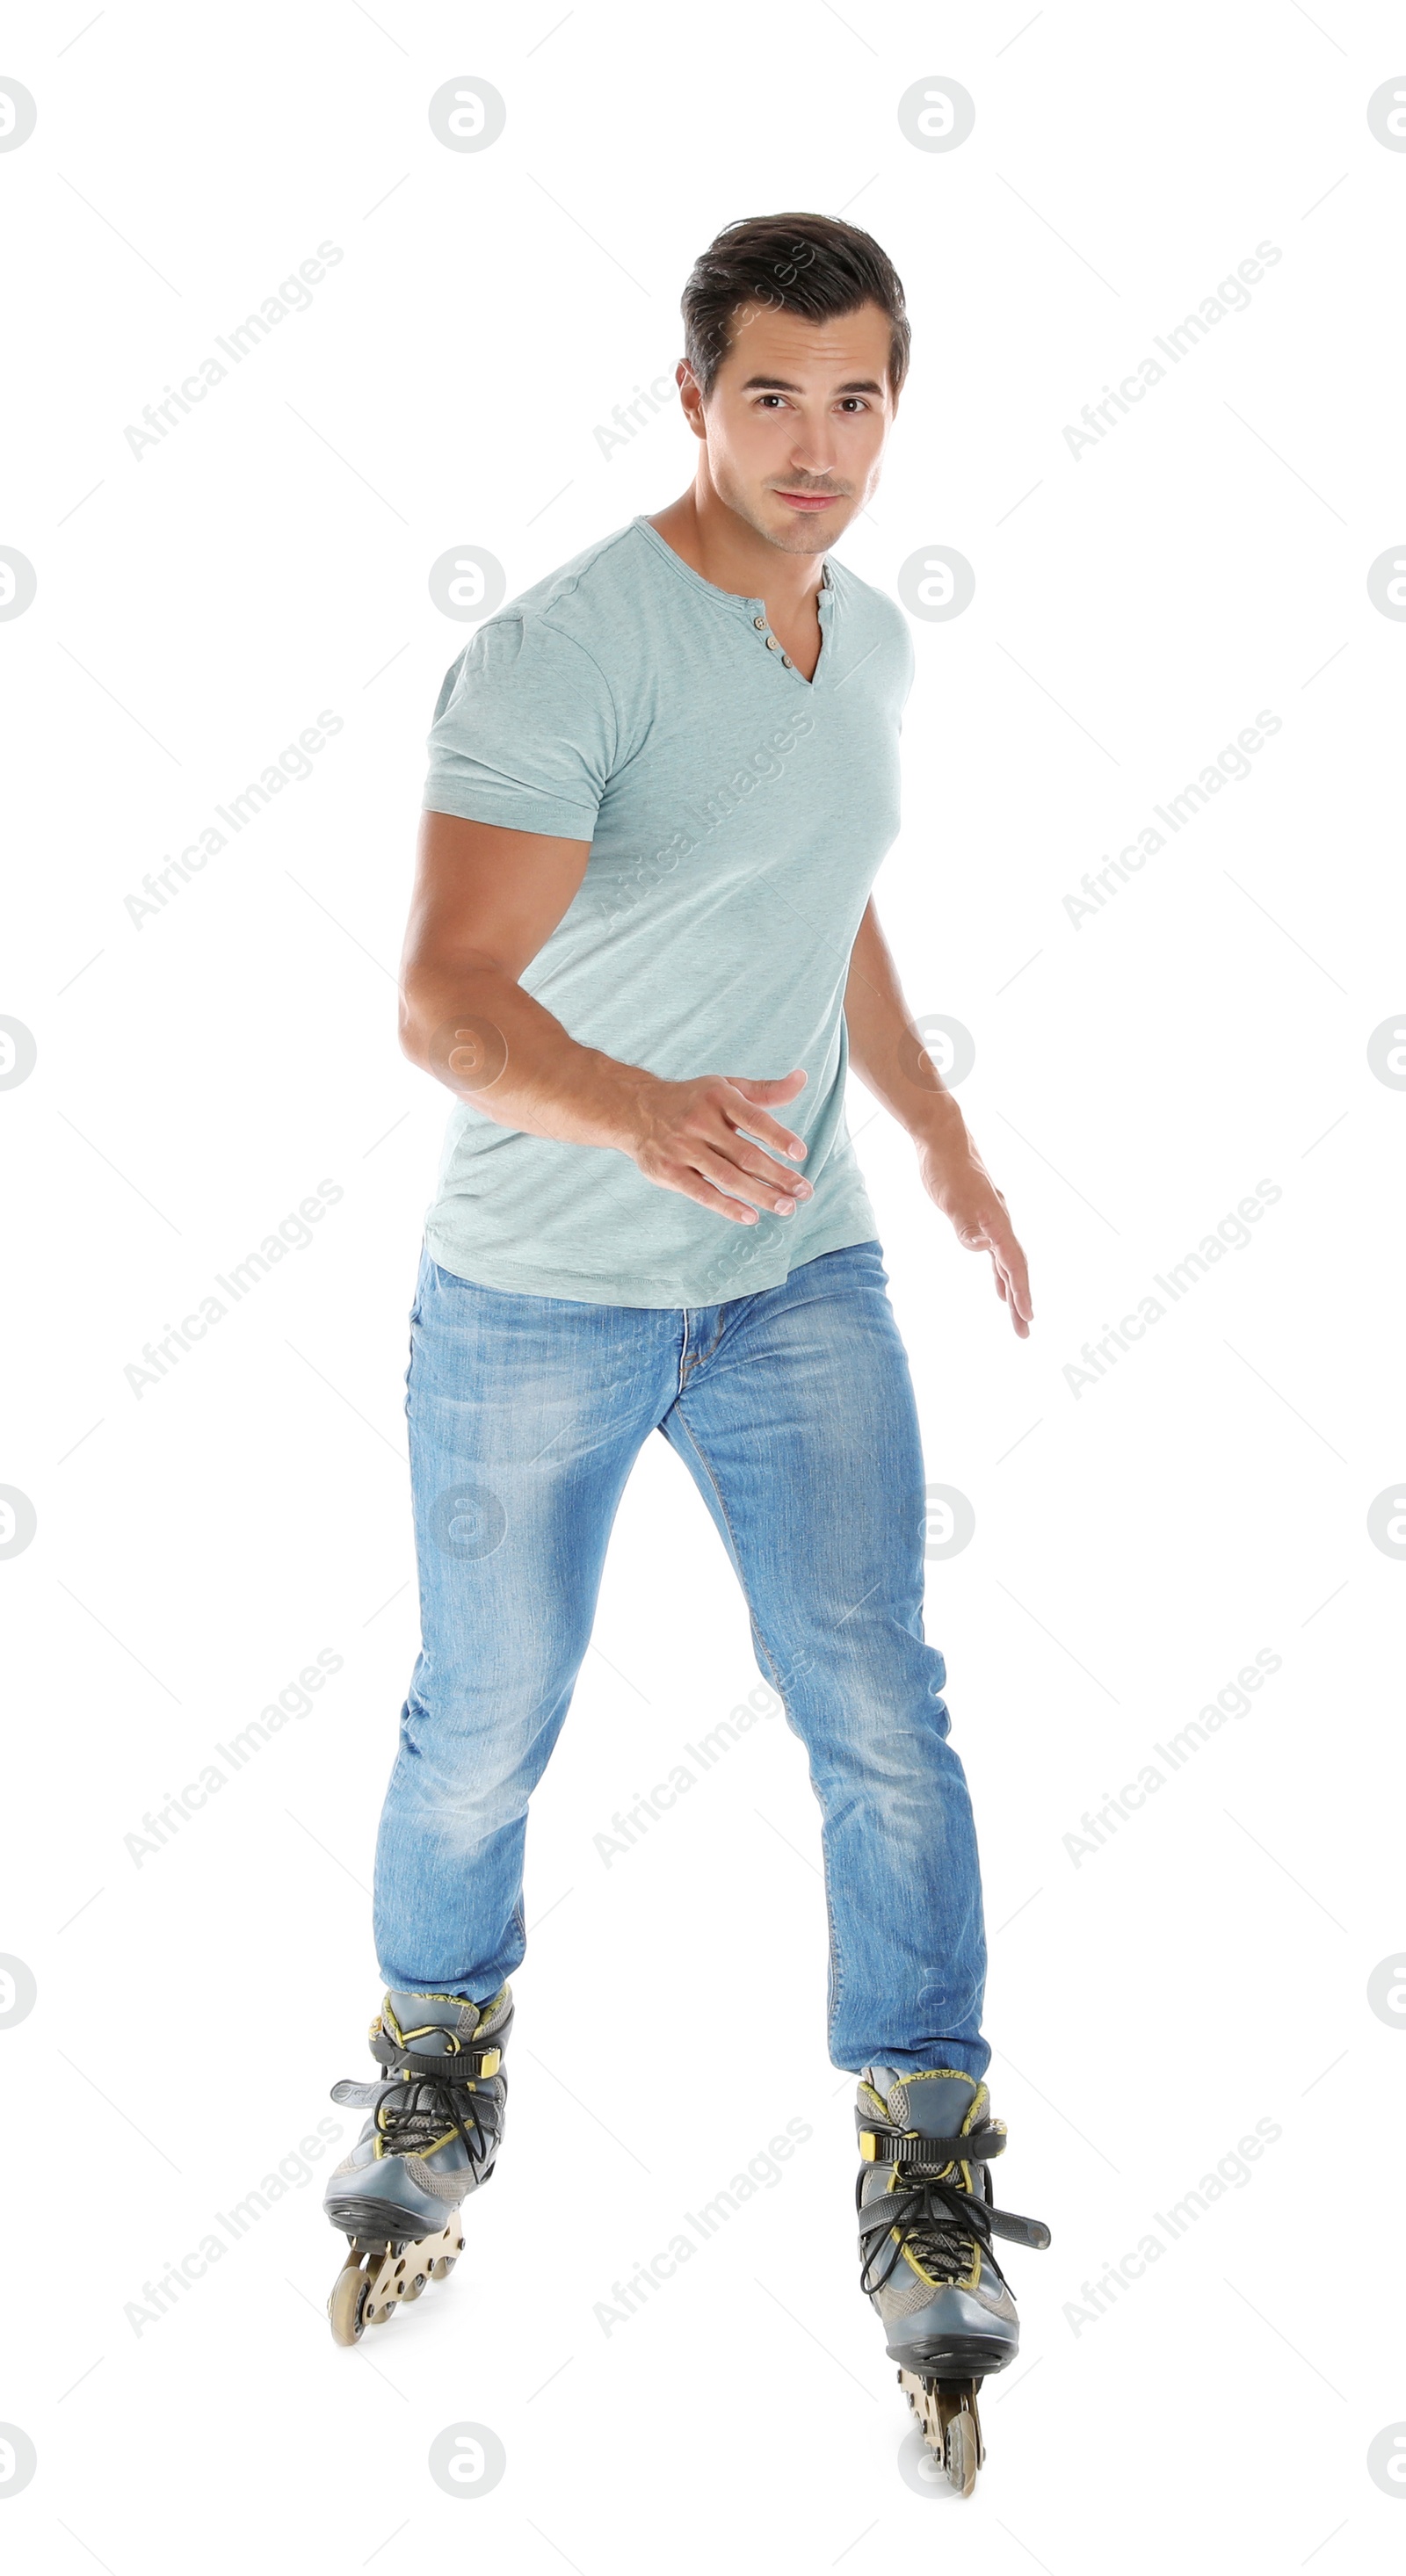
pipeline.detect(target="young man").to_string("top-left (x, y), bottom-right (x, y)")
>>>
top-left (323, 212), bottom-right (1048, 2490)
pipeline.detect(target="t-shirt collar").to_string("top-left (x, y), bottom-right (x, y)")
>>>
top-left (632, 512), bottom-right (834, 619)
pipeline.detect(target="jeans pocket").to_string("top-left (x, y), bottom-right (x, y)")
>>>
top-left (404, 1292), bottom-right (423, 1415)
top-left (405, 1248), bottom-right (432, 1406)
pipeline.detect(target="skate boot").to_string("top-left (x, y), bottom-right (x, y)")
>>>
top-left (323, 1981), bottom-right (513, 2344)
top-left (855, 2065), bottom-right (1050, 2494)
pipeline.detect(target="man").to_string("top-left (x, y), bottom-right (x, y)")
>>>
top-left (322, 211), bottom-right (1048, 2491)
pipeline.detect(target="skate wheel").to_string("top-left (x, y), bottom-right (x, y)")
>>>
top-left (328, 2262), bottom-right (370, 2346)
top-left (402, 2271), bottom-right (427, 2302)
top-left (945, 2408), bottom-right (978, 2499)
top-left (897, 2371), bottom-right (984, 2494)
top-left (429, 2254), bottom-right (457, 2281)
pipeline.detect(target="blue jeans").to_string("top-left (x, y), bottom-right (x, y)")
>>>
top-left (374, 1238), bottom-right (989, 2080)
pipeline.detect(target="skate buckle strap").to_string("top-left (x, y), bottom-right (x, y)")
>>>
top-left (329, 2075), bottom-right (507, 2117)
top-left (372, 2032), bottom-right (502, 2083)
top-left (858, 2187), bottom-right (1052, 2253)
top-left (856, 2115), bottom-right (1007, 2169)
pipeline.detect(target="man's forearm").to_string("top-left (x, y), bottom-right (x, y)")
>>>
top-left (401, 960), bottom-right (654, 1153)
top-left (843, 900), bottom-right (975, 1161)
top-left (844, 899), bottom-right (1032, 1329)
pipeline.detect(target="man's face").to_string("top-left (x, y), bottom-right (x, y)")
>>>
top-left (684, 298), bottom-right (898, 555)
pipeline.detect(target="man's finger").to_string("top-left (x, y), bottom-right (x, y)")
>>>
top-left (983, 1216), bottom-right (1032, 1321)
top-left (721, 1080), bottom-right (810, 1162)
top-left (726, 1070), bottom-right (808, 1103)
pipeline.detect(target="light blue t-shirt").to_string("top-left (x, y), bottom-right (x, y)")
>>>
top-left (421, 511), bottom-right (915, 1306)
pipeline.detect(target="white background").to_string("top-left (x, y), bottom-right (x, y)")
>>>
top-left (4, 2), bottom-right (1404, 2565)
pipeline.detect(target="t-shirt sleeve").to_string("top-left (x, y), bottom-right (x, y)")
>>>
top-left (423, 610), bottom-right (618, 840)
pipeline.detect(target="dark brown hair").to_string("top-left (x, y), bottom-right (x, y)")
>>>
top-left (680, 212), bottom-right (910, 401)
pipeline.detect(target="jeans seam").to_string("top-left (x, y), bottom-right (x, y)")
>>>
top-left (668, 1401), bottom-right (845, 2040)
top-left (678, 1299), bottom-right (733, 1396)
top-left (696, 1308), bottom-right (728, 1370)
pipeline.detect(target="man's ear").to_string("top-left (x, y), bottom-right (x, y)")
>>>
top-left (678, 363), bottom-right (707, 443)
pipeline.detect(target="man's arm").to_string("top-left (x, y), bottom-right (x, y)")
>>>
top-left (399, 809), bottom-right (815, 1226)
top-left (844, 899), bottom-right (1033, 1337)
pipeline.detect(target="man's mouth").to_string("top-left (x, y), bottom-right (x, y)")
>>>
top-left (774, 489), bottom-right (842, 510)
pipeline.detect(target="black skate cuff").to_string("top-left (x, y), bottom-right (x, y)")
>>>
top-left (856, 2116), bottom-right (1006, 2168)
top-left (372, 2033), bottom-right (504, 2083)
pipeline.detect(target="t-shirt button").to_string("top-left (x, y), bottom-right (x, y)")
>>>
top-left (781, 654), bottom-right (794, 668)
top-left (765, 633), bottom-right (779, 650)
top-left (752, 615), bottom-right (767, 630)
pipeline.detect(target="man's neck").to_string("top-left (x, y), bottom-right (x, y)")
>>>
top-left (646, 487), bottom-right (825, 618)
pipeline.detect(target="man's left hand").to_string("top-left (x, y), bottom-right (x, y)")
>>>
top-left (917, 1140), bottom-right (1033, 1339)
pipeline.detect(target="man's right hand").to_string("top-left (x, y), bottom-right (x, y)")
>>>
top-left (401, 815), bottom-right (815, 1223)
top-left (618, 1069), bottom-right (812, 1224)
